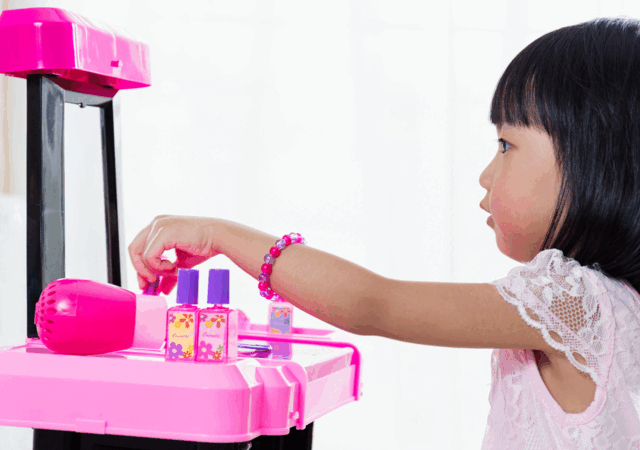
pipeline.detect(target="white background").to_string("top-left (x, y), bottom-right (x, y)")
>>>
top-left (1, 0), bottom-right (639, 449)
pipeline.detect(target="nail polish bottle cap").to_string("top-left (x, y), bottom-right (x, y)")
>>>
top-left (176, 269), bottom-right (198, 305)
top-left (207, 269), bottom-right (229, 305)
top-left (143, 276), bottom-right (160, 295)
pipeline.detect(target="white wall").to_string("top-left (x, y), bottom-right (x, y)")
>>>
top-left (2, 1), bottom-right (639, 449)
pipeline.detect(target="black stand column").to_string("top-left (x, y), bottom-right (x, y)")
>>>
top-left (25, 74), bottom-right (126, 339)
top-left (26, 74), bottom-right (65, 340)
top-left (100, 95), bottom-right (126, 288)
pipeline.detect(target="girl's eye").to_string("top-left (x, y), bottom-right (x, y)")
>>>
top-left (496, 138), bottom-right (511, 154)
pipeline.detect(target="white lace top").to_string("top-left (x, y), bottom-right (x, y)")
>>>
top-left (480, 248), bottom-right (640, 449)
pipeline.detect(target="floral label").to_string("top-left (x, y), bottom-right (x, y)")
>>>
top-left (268, 305), bottom-right (292, 334)
top-left (197, 312), bottom-right (227, 362)
top-left (166, 312), bottom-right (196, 360)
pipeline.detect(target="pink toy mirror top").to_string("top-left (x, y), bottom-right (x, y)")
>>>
top-left (0, 7), bottom-right (151, 96)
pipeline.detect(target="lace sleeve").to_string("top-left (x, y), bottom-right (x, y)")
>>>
top-left (488, 249), bottom-right (615, 386)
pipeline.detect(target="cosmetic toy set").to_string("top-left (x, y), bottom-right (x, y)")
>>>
top-left (33, 267), bottom-right (294, 363)
top-left (0, 7), bottom-right (362, 449)
top-left (166, 268), bottom-right (239, 364)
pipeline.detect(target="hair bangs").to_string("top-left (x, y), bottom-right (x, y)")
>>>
top-left (489, 59), bottom-right (552, 136)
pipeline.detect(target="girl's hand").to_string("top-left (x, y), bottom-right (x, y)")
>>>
top-left (127, 215), bottom-right (219, 295)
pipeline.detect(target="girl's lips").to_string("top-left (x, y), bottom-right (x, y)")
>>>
top-left (487, 215), bottom-right (494, 227)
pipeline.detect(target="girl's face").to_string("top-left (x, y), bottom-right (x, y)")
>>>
top-left (479, 124), bottom-right (564, 263)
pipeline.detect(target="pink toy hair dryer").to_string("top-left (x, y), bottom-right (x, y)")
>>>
top-left (35, 278), bottom-right (168, 355)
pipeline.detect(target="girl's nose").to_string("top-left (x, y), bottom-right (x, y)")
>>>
top-left (479, 159), bottom-right (493, 192)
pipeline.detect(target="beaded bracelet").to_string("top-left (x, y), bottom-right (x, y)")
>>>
top-left (259, 232), bottom-right (306, 301)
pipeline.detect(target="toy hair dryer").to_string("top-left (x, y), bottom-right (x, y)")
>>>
top-left (35, 278), bottom-right (167, 355)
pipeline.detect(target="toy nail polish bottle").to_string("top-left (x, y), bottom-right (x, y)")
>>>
top-left (268, 297), bottom-right (294, 334)
top-left (267, 296), bottom-right (294, 360)
top-left (196, 269), bottom-right (238, 363)
top-left (165, 269), bottom-right (200, 362)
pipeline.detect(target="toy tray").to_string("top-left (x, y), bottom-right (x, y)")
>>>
top-left (242, 323), bottom-right (335, 339)
top-left (0, 326), bottom-right (362, 444)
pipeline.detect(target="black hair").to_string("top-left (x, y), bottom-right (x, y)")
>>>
top-left (490, 17), bottom-right (640, 293)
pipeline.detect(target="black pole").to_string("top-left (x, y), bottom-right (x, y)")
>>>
top-left (26, 74), bottom-right (65, 340)
top-left (100, 98), bottom-right (123, 287)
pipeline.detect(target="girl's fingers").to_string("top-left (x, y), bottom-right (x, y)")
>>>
top-left (130, 215), bottom-right (212, 293)
top-left (143, 225), bottom-right (178, 272)
top-left (129, 216), bottom-right (181, 291)
top-left (156, 259), bottom-right (177, 279)
top-left (137, 273), bottom-right (146, 291)
top-left (128, 226), bottom-right (157, 283)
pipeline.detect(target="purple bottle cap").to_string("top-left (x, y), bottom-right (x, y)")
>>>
top-left (208, 269), bottom-right (229, 305)
top-left (176, 269), bottom-right (198, 305)
top-left (143, 276), bottom-right (160, 296)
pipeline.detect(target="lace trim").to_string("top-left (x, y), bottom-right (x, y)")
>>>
top-left (488, 249), bottom-right (615, 387)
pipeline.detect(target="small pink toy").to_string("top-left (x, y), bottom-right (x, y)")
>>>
top-left (268, 298), bottom-right (294, 334)
top-left (34, 278), bottom-right (167, 355)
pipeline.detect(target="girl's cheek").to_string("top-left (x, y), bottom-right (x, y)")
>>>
top-left (489, 196), bottom-right (505, 225)
top-left (489, 198), bottom-right (517, 235)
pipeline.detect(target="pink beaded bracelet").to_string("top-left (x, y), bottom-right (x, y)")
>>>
top-left (259, 232), bottom-right (306, 301)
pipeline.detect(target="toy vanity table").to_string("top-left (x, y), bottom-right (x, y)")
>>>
top-left (0, 8), bottom-right (362, 450)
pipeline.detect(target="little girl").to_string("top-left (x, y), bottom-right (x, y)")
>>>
top-left (129, 17), bottom-right (640, 449)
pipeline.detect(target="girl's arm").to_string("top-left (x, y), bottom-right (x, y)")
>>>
top-left (370, 279), bottom-right (560, 353)
top-left (213, 219), bottom-right (558, 356)
top-left (211, 219), bottom-right (383, 335)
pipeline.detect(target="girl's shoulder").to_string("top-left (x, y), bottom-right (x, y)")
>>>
top-left (504, 248), bottom-right (610, 298)
top-left (489, 248), bottom-right (615, 387)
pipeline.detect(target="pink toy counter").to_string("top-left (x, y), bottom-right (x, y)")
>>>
top-left (0, 7), bottom-right (362, 449)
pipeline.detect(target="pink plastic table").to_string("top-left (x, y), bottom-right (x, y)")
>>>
top-left (0, 324), bottom-right (362, 444)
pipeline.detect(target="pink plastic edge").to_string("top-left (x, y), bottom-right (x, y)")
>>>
top-left (0, 7), bottom-right (151, 92)
top-left (22, 325), bottom-right (362, 432)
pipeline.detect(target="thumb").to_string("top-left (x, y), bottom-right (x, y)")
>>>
top-left (175, 248), bottom-right (211, 268)
top-left (159, 275), bottom-right (177, 295)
